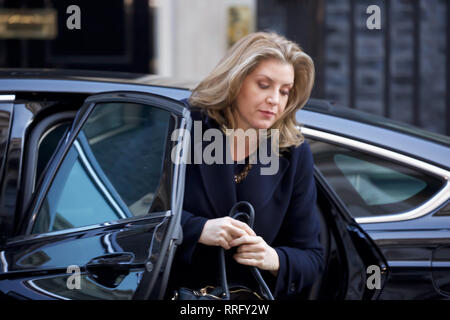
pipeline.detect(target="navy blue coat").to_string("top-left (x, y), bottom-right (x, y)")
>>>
top-left (168, 100), bottom-right (324, 299)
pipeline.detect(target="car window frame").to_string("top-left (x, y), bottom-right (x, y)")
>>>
top-left (0, 100), bottom-right (13, 185)
top-left (30, 104), bottom-right (176, 234)
top-left (12, 92), bottom-right (188, 240)
top-left (302, 126), bottom-right (450, 224)
top-left (20, 111), bottom-right (76, 219)
top-left (28, 105), bottom-right (176, 236)
top-left (0, 100), bottom-right (14, 246)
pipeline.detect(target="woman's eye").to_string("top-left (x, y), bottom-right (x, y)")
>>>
top-left (258, 83), bottom-right (269, 89)
top-left (281, 90), bottom-right (290, 96)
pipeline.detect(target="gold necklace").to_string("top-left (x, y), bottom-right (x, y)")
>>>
top-left (234, 162), bottom-right (252, 184)
top-left (233, 153), bottom-right (255, 184)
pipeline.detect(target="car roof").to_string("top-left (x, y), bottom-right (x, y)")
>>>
top-left (1, 68), bottom-right (448, 170)
top-left (298, 109), bottom-right (450, 171)
top-left (0, 68), bottom-right (199, 90)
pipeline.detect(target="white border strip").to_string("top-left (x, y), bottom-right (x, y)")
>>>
top-left (301, 127), bottom-right (450, 224)
top-left (0, 94), bottom-right (15, 101)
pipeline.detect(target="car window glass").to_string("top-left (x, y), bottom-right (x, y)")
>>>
top-left (307, 138), bottom-right (445, 218)
top-left (32, 102), bottom-right (172, 234)
top-left (334, 154), bottom-right (428, 206)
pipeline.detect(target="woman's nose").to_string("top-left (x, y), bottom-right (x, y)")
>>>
top-left (266, 90), bottom-right (280, 106)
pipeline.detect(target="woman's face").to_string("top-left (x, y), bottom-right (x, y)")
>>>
top-left (233, 58), bottom-right (294, 130)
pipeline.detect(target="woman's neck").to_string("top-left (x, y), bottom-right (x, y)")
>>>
top-left (230, 129), bottom-right (259, 162)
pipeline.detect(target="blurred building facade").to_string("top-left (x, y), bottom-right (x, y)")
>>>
top-left (156, 0), bottom-right (449, 136)
top-left (0, 0), bottom-right (154, 73)
top-left (317, 0), bottom-right (448, 135)
top-left (0, 0), bottom-right (448, 136)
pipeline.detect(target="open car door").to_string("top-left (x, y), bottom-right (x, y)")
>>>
top-left (308, 168), bottom-right (388, 300)
top-left (0, 92), bottom-right (190, 300)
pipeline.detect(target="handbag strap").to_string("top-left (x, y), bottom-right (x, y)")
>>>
top-left (218, 201), bottom-right (275, 300)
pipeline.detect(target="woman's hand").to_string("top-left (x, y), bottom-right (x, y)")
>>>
top-left (230, 235), bottom-right (280, 275)
top-left (199, 217), bottom-right (256, 250)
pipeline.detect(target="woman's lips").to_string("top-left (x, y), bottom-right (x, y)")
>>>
top-left (258, 110), bottom-right (276, 118)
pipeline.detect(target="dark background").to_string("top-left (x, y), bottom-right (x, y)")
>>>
top-left (0, 0), bottom-right (152, 73)
top-left (0, 0), bottom-right (448, 136)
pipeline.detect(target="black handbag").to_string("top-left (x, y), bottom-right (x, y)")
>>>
top-left (172, 201), bottom-right (275, 300)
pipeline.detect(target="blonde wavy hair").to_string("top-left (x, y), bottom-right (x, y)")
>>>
top-left (188, 31), bottom-right (315, 150)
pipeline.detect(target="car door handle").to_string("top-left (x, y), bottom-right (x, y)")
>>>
top-left (86, 253), bottom-right (145, 288)
top-left (87, 252), bottom-right (143, 268)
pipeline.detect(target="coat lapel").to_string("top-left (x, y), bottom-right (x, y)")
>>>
top-left (198, 159), bottom-right (237, 218)
top-left (196, 114), bottom-right (237, 217)
top-left (237, 155), bottom-right (289, 213)
top-left (195, 113), bottom-right (290, 218)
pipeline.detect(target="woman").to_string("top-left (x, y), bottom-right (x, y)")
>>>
top-left (169, 32), bottom-right (324, 299)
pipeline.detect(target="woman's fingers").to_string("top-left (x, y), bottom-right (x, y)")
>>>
top-left (229, 235), bottom-right (261, 248)
top-left (228, 218), bottom-right (256, 236)
top-left (231, 236), bottom-right (280, 272)
top-left (217, 221), bottom-right (248, 249)
top-left (233, 257), bottom-right (259, 267)
top-left (217, 229), bottom-right (233, 246)
top-left (233, 251), bottom-right (264, 261)
top-left (225, 223), bottom-right (248, 239)
top-left (198, 217), bottom-right (257, 250)
top-left (219, 238), bottom-right (231, 250)
top-left (235, 243), bottom-right (263, 253)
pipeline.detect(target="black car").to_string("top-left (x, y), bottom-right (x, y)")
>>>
top-left (0, 69), bottom-right (448, 300)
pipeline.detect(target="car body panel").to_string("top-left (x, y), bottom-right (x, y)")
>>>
top-left (312, 169), bottom-right (387, 300)
top-left (0, 212), bottom-right (170, 300)
top-left (0, 91), bottom-right (190, 299)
